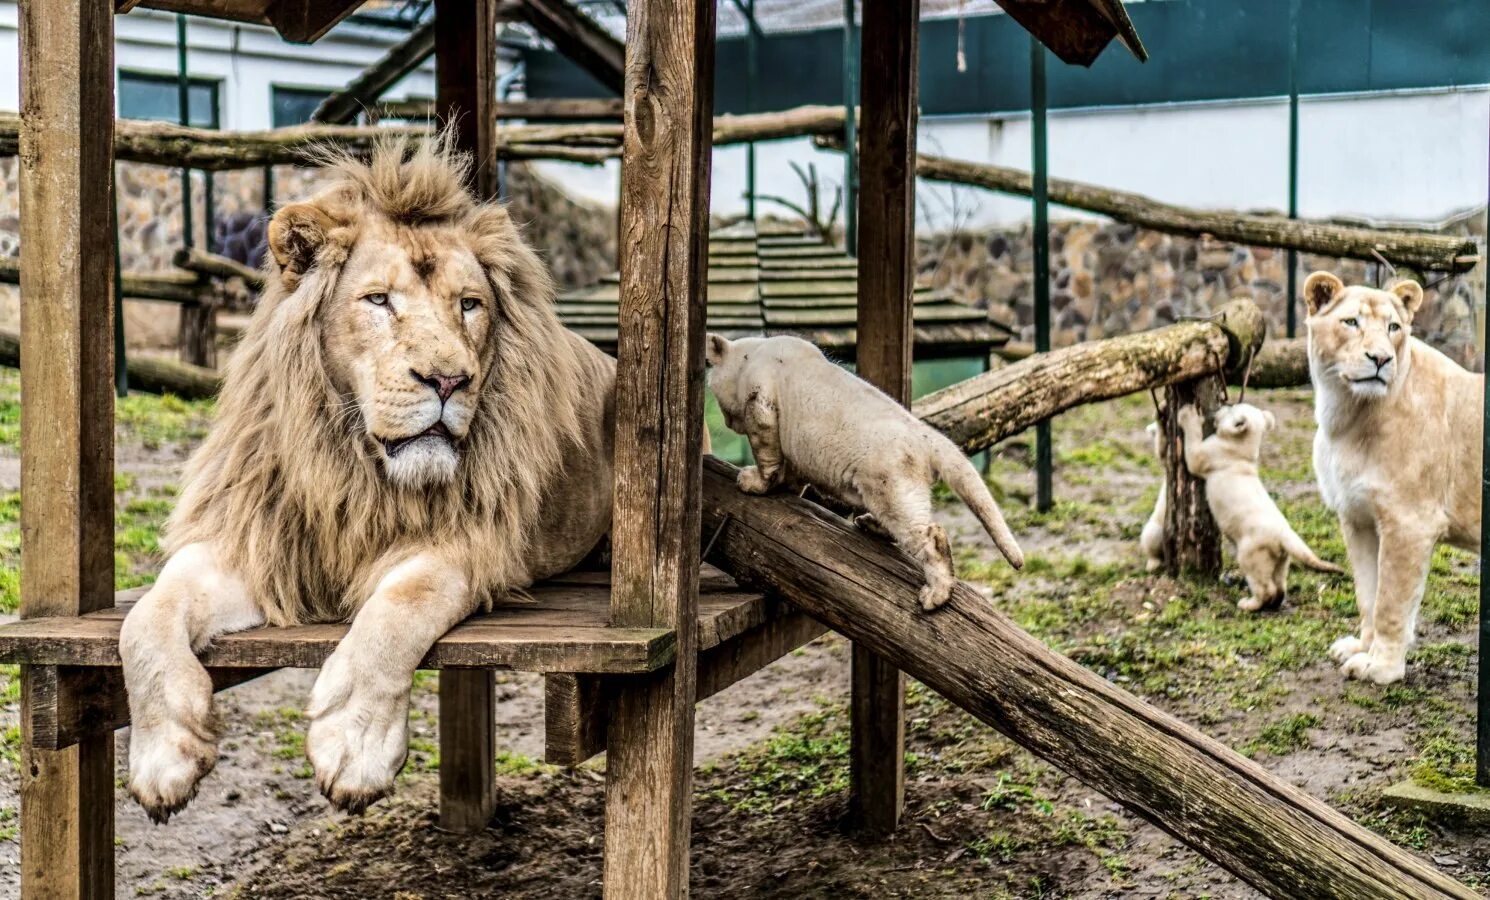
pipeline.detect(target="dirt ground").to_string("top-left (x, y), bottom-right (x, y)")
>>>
top-left (0, 382), bottom-right (1486, 899)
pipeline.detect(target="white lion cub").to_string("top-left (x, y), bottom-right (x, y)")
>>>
top-left (1139, 421), bottom-right (1167, 572)
top-left (1177, 402), bottom-right (1343, 610)
top-left (705, 334), bottom-right (1024, 610)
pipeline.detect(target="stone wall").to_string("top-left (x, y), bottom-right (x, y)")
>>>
top-left (0, 159), bottom-right (618, 354)
top-left (917, 216), bottom-right (1487, 369)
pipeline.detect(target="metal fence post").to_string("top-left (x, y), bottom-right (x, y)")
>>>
top-left (176, 14), bottom-right (194, 250)
top-left (1285, 0), bottom-right (1300, 338)
top-left (1476, 94), bottom-right (1490, 788)
top-left (842, 0), bottom-right (859, 252)
top-left (1031, 36), bottom-right (1053, 512)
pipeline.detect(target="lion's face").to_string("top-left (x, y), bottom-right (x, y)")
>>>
top-left (320, 220), bottom-right (497, 487)
top-left (1303, 271), bottom-right (1423, 400)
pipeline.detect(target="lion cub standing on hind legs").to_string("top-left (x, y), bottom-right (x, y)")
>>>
top-left (705, 333), bottom-right (1024, 610)
top-left (1304, 271), bottom-right (1482, 685)
top-left (1176, 402), bottom-right (1343, 612)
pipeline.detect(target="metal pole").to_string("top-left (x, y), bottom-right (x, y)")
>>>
top-left (1285, 0), bottom-right (1300, 338)
top-left (176, 14), bottom-right (194, 250)
top-left (111, 166), bottom-right (126, 397)
top-left (1476, 94), bottom-right (1490, 788)
top-left (745, 0), bottom-right (757, 222)
top-left (842, 0), bottom-right (858, 252)
top-left (1031, 36), bottom-right (1053, 512)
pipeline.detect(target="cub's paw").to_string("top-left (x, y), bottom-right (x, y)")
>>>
top-left (128, 719), bottom-right (218, 824)
top-left (1176, 405), bottom-right (1202, 430)
top-left (306, 658), bottom-right (410, 814)
top-left (854, 513), bottom-right (892, 539)
top-left (736, 466), bottom-right (772, 495)
top-left (1144, 556), bottom-right (1162, 573)
top-left (918, 581), bottom-right (953, 612)
top-left (1328, 635), bottom-right (1364, 664)
top-left (1340, 648), bottom-right (1406, 685)
top-left (1237, 595), bottom-right (1266, 613)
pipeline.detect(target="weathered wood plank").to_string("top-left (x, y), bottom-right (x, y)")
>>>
top-left (847, 0), bottom-right (918, 841)
top-left (698, 456), bottom-right (1476, 900)
top-left (19, 0), bottom-right (116, 895)
top-left (604, 0), bottom-right (715, 893)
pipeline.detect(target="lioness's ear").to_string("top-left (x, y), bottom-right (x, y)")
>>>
top-left (1391, 279), bottom-right (1425, 321)
top-left (1302, 271), bottom-right (1344, 315)
top-left (267, 202), bottom-right (337, 279)
top-left (705, 333), bottom-right (729, 367)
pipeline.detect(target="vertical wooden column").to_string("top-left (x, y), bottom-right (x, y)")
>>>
top-left (18, 0), bottom-right (116, 897)
top-left (604, 0), bottom-right (715, 895)
top-left (1161, 377), bottom-right (1225, 577)
top-left (848, 0), bottom-right (917, 839)
top-left (434, 0), bottom-right (500, 835)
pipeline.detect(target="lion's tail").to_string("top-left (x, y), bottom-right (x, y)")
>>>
top-left (935, 441), bottom-right (1024, 571)
top-left (1283, 529), bottom-right (1345, 574)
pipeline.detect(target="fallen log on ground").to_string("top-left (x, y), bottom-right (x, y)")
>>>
top-left (699, 456), bottom-right (1473, 899)
top-left (915, 299), bottom-right (1266, 454)
top-left (818, 134), bottom-right (1477, 273)
top-left (0, 329), bottom-right (221, 399)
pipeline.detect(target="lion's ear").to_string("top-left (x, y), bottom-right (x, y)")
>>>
top-left (1391, 279), bottom-right (1425, 321)
top-left (1302, 271), bottom-right (1344, 315)
top-left (268, 202), bottom-right (337, 280)
top-left (705, 333), bottom-right (729, 367)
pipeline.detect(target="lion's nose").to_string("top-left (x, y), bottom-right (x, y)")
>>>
top-left (1364, 351), bottom-right (1392, 370)
top-left (411, 369), bottom-right (471, 401)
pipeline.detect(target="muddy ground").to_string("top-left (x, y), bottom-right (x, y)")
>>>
top-left (0, 377), bottom-right (1486, 899)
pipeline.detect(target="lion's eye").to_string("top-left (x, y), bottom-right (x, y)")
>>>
top-left (1389, 322), bottom-right (1402, 334)
top-left (363, 292), bottom-right (390, 307)
top-left (1341, 317), bottom-right (1358, 328)
top-left (461, 296), bottom-right (481, 312)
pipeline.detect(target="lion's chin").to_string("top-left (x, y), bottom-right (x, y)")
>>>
top-left (1343, 375), bottom-right (1391, 400)
top-left (381, 437), bottom-right (460, 488)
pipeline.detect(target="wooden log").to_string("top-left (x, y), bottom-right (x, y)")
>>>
top-left (312, 19), bottom-right (439, 124)
top-left (848, 0), bottom-right (917, 840)
top-left (381, 97), bottom-right (627, 122)
top-left (0, 329), bottom-right (223, 399)
top-left (1162, 376), bottom-right (1225, 576)
top-left (177, 302), bottom-right (218, 369)
top-left (604, 0), bottom-right (715, 892)
top-left (19, 0), bottom-right (117, 895)
top-left (914, 299), bottom-right (1267, 455)
top-left (816, 133), bottom-right (1478, 273)
top-left (698, 456), bottom-right (1474, 900)
top-left (173, 247), bottom-right (264, 291)
top-left (1245, 337), bottom-right (1310, 389)
top-left (0, 256), bottom-right (221, 306)
top-left (434, 0), bottom-right (501, 836)
top-left (519, 0), bottom-right (626, 94)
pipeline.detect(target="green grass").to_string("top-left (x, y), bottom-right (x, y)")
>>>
top-left (1243, 713), bottom-right (1320, 757)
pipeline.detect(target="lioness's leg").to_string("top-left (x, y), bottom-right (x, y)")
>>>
top-left (737, 393), bottom-right (784, 495)
top-left (1340, 520), bottom-right (1434, 685)
top-left (305, 552), bottom-right (476, 812)
top-left (1330, 519), bottom-right (1379, 664)
top-left (119, 542), bottom-right (265, 822)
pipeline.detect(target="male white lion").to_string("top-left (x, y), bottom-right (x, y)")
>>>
top-left (1176, 402), bottom-right (1342, 612)
top-left (705, 333), bottom-right (1023, 611)
top-left (1305, 271), bottom-right (1482, 684)
top-left (119, 136), bottom-right (617, 821)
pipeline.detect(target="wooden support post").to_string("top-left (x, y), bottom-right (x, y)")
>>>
top-left (1161, 376), bottom-right (1225, 577)
top-left (604, 0), bottom-right (715, 894)
top-left (177, 302), bottom-right (216, 368)
top-left (18, 0), bottom-right (116, 897)
top-left (848, 0), bottom-right (917, 840)
top-left (434, 0), bottom-right (500, 835)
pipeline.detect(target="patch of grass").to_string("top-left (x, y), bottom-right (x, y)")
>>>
top-left (115, 391), bottom-right (214, 450)
top-left (1243, 713), bottom-right (1319, 757)
top-left (702, 707), bottom-right (850, 816)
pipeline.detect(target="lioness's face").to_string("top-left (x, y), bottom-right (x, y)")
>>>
top-left (322, 222), bottom-right (496, 488)
top-left (1303, 271), bottom-right (1423, 400)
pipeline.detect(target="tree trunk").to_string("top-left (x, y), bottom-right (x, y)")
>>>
top-left (1161, 375), bottom-right (1225, 577)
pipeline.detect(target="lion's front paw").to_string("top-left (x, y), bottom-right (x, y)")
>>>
top-left (1340, 647), bottom-right (1406, 685)
top-left (737, 466), bottom-right (771, 495)
top-left (1329, 635), bottom-right (1365, 664)
top-left (306, 658), bottom-right (410, 814)
top-left (128, 719), bottom-right (218, 824)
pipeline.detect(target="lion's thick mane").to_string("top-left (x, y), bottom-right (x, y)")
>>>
top-left (166, 137), bottom-right (596, 625)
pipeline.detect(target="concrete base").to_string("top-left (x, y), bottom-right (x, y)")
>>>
top-left (1381, 780), bottom-right (1490, 827)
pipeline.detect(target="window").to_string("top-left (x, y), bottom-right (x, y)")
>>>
top-left (119, 70), bottom-right (219, 128)
top-left (272, 86), bottom-right (332, 128)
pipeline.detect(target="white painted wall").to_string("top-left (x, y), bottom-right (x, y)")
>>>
top-left (537, 87), bottom-right (1490, 231)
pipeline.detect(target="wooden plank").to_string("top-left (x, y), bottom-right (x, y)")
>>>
top-left (312, 20), bottom-right (438, 124)
top-left (604, 0), bottom-right (715, 893)
top-left (847, 0), bottom-right (918, 842)
top-left (267, 0), bottom-right (365, 43)
top-left (519, 0), bottom-right (625, 94)
top-left (19, 0), bottom-right (116, 896)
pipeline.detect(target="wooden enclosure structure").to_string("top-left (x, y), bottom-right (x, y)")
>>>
top-left (23, 2), bottom-right (1461, 899)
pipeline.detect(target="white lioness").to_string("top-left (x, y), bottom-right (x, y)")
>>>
top-left (705, 333), bottom-right (1024, 610)
top-left (119, 137), bottom-right (618, 821)
top-left (1305, 271), bottom-right (1483, 684)
top-left (1176, 402), bottom-right (1343, 611)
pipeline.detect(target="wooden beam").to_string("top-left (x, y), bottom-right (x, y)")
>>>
top-left (122, 0), bottom-right (272, 25)
top-left (378, 96), bottom-right (626, 122)
top-left (0, 328), bottom-right (223, 400)
top-left (847, 0), bottom-right (918, 840)
top-left (433, 0), bottom-right (502, 837)
top-left (0, 257), bottom-right (223, 307)
top-left (698, 456), bottom-right (1475, 900)
top-left (312, 19), bottom-right (438, 124)
top-left (172, 246), bottom-right (264, 291)
top-left (18, 0), bottom-right (116, 896)
top-left (604, 0), bottom-right (715, 893)
top-left (267, 0), bottom-right (365, 43)
top-left (519, 0), bottom-right (625, 95)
